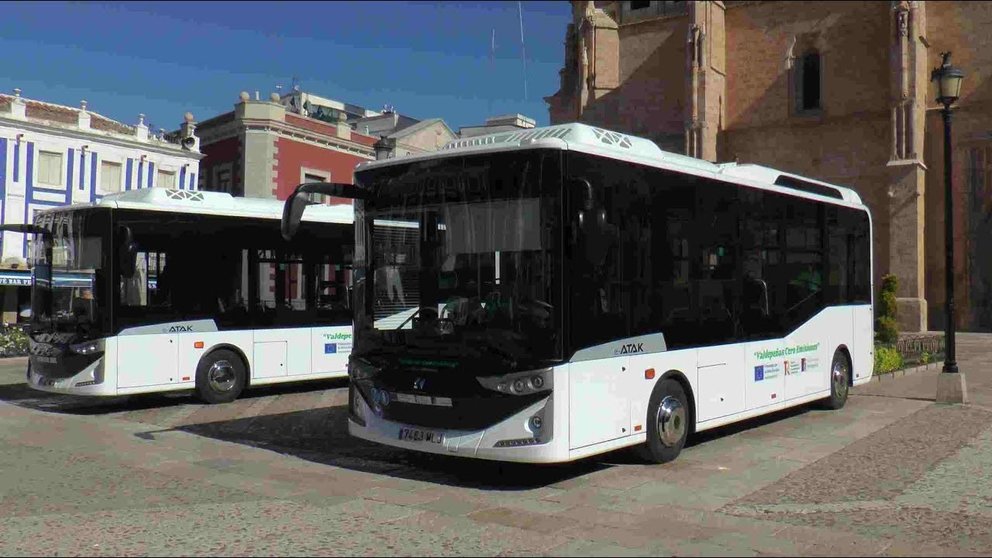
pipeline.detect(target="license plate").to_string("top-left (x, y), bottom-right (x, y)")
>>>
top-left (398, 427), bottom-right (444, 445)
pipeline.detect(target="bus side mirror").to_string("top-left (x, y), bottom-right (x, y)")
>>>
top-left (119, 226), bottom-right (138, 278)
top-left (281, 181), bottom-right (371, 241)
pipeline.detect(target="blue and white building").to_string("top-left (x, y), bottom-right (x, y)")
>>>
top-left (0, 88), bottom-right (203, 324)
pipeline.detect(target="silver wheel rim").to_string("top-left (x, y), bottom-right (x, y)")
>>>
top-left (208, 360), bottom-right (237, 392)
top-left (832, 356), bottom-right (849, 399)
top-left (656, 395), bottom-right (686, 448)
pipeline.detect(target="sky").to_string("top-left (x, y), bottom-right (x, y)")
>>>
top-left (0, 1), bottom-right (572, 133)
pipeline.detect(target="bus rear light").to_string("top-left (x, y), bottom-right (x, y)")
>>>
top-left (182, 376), bottom-right (190, 381)
top-left (194, 342), bottom-right (204, 349)
top-left (645, 368), bottom-right (655, 379)
top-left (634, 424), bottom-right (642, 432)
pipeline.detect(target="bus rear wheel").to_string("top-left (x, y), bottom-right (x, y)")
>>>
top-left (636, 378), bottom-right (689, 464)
top-left (823, 349), bottom-right (851, 410)
top-left (195, 349), bottom-right (246, 404)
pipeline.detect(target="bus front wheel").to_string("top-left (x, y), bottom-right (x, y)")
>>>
top-left (195, 349), bottom-right (247, 404)
top-left (636, 378), bottom-right (689, 464)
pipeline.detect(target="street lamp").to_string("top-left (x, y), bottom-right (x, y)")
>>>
top-left (931, 52), bottom-right (966, 401)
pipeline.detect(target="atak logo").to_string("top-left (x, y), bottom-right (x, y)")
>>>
top-left (413, 377), bottom-right (427, 390)
top-left (168, 324), bottom-right (194, 333)
top-left (616, 343), bottom-right (644, 355)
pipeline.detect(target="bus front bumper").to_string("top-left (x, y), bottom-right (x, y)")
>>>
top-left (27, 357), bottom-right (114, 396)
top-left (347, 388), bottom-right (564, 463)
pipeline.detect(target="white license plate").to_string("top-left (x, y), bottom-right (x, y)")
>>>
top-left (398, 427), bottom-right (444, 445)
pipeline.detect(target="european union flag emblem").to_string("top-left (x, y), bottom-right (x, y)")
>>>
top-left (324, 343), bottom-right (337, 354)
top-left (754, 365), bottom-right (765, 381)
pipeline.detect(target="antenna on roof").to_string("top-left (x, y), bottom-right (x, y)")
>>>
top-left (518, 1), bottom-right (528, 102)
top-left (489, 27), bottom-right (496, 116)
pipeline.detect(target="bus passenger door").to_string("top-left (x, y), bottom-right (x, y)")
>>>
top-left (117, 333), bottom-right (179, 388)
top-left (695, 344), bottom-right (746, 423)
top-left (568, 356), bottom-right (631, 450)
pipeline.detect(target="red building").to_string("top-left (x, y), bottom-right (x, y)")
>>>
top-left (195, 92), bottom-right (377, 204)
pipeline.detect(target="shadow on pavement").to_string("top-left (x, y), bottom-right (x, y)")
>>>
top-left (150, 405), bottom-right (610, 491)
top-left (140, 399), bottom-right (824, 491)
top-left (0, 377), bottom-right (350, 415)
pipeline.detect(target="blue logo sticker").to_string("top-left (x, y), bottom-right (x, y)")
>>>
top-left (754, 365), bottom-right (765, 381)
top-left (324, 343), bottom-right (337, 354)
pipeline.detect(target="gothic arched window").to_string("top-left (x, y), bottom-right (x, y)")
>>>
top-left (797, 51), bottom-right (822, 112)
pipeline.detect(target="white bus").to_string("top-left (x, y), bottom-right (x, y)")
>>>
top-left (12, 188), bottom-right (355, 403)
top-left (284, 123), bottom-right (874, 464)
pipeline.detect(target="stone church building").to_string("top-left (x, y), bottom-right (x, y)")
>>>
top-left (546, 1), bottom-right (992, 333)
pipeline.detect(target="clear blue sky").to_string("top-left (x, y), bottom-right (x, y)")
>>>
top-left (0, 1), bottom-right (571, 132)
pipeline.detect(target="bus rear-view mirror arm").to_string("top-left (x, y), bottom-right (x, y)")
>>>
top-left (281, 181), bottom-right (371, 241)
top-left (0, 224), bottom-right (52, 238)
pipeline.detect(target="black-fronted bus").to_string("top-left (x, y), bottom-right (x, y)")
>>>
top-left (285, 123), bottom-right (873, 463)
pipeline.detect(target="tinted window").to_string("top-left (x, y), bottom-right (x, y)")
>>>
top-left (115, 210), bottom-right (352, 333)
top-left (565, 152), bottom-right (871, 355)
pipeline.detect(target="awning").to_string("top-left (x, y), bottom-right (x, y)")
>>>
top-left (0, 271), bottom-right (98, 288)
top-left (0, 270), bottom-right (31, 287)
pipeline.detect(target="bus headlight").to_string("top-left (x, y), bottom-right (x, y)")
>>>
top-left (477, 368), bottom-right (553, 396)
top-left (69, 341), bottom-right (101, 355)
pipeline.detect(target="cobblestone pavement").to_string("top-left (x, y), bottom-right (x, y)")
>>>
top-left (0, 334), bottom-right (990, 556)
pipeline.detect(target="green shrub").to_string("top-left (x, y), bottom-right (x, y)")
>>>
top-left (876, 274), bottom-right (899, 344)
top-left (920, 351), bottom-right (931, 365)
top-left (874, 344), bottom-right (903, 375)
top-left (0, 327), bottom-right (30, 358)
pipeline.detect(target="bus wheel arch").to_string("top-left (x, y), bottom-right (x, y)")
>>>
top-left (203, 343), bottom-right (251, 387)
top-left (195, 345), bottom-right (249, 404)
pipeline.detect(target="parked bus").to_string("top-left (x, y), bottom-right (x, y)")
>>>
top-left (283, 123), bottom-right (874, 464)
top-left (10, 188), bottom-right (355, 403)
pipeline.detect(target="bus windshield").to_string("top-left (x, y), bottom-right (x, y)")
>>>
top-left (354, 151), bottom-right (562, 367)
top-left (30, 209), bottom-right (110, 340)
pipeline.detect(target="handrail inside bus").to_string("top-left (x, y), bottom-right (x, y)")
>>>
top-left (281, 181), bottom-right (369, 241)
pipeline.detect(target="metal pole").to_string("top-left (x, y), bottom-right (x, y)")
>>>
top-left (943, 105), bottom-right (958, 373)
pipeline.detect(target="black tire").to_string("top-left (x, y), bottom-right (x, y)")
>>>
top-left (195, 349), bottom-right (247, 404)
top-left (636, 378), bottom-right (690, 464)
top-left (823, 348), bottom-right (851, 410)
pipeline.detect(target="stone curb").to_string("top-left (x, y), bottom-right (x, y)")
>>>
top-left (869, 360), bottom-right (944, 382)
top-left (0, 356), bottom-right (28, 364)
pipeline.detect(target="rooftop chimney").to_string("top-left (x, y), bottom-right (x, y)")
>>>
top-left (136, 113), bottom-right (149, 141)
top-left (10, 88), bottom-right (26, 120)
top-left (78, 100), bottom-right (91, 130)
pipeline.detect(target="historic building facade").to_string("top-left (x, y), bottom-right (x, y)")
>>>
top-left (546, 0), bottom-right (992, 332)
top-left (0, 88), bottom-right (202, 324)
top-left (195, 92), bottom-right (376, 205)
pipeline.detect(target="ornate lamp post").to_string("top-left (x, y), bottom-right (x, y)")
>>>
top-left (931, 51), bottom-right (967, 402)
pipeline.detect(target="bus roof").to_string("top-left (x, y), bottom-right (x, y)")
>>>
top-left (40, 188), bottom-right (354, 224)
top-left (356, 122), bottom-right (865, 207)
